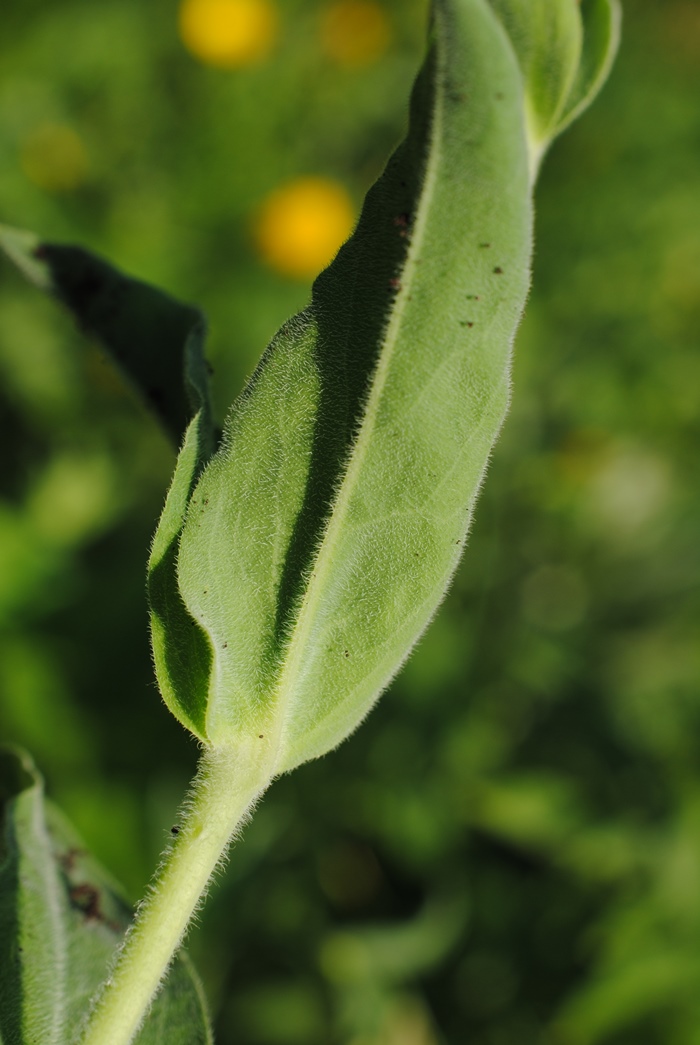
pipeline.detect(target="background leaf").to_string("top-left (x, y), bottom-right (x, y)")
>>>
top-left (0, 746), bottom-right (213, 1044)
top-left (0, 225), bottom-right (213, 447)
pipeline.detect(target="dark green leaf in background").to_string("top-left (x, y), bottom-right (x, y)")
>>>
top-left (0, 224), bottom-right (213, 448)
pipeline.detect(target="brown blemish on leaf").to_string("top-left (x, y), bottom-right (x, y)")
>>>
top-left (57, 847), bottom-right (85, 874)
top-left (393, 213), bottom-right (412, 238)
top-left (69, 883), bottom-right (102, 921)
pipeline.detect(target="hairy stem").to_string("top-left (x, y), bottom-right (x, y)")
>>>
top-left (76, 744), bottom-right (272, 1045)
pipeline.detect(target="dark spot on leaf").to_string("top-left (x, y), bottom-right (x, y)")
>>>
top-left (222, 642), bottom-right (228, 649)
top-left (493, 267), bottom-right (503, 275)
top-left (58, 847), bottom-right (84, 873)
top-left (479, 243), bottom-right (491, 249)
top-left (393, 212), bottom-right (411, 231)
top-left (69, 883), bottom-right (103, 922)
top-left (206, 361), bottom-right (215, 376)
top-left (466, 294), bottom-right (480, 300)
top-left (170, 825), bottom-right (180, 836)
top-left (344, 650), bottom-right (350, 658)
top-left (258, 734), bottom-right (264, 739)
top-left (460, 321), bottom-right (474, 328)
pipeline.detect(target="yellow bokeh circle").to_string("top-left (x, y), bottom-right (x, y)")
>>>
top-left (254, 177), bottom-right (356, 280)
top-left (320, 0), bottom-right (391, 68)
top-left (179, 0), bottom-right (278, 67)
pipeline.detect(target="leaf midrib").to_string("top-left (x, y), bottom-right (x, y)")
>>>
top-left (266, 8), bottom-right (448, 764)
top-left (25, 791), bottom-right (68, 1045)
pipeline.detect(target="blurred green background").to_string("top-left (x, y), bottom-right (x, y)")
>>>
top-left (1, 1), bottom-right (699, 1042)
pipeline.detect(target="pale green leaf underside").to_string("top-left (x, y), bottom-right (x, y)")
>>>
top-left (488, 0), bottom-right (621, 171)
top-left (558, 0), bottom-right (622, 134)
top-left (0, 747), bottom-right (213, 1045)
top-left (489, 0), bottom-right (583, 142)
top-left (163, 0), bottom-right (533, 769)
top-left (150, 0), bottom-right (618, 768)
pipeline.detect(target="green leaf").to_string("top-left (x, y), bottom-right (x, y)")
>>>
top-left (148, 411), bottom-right (217, 739)
top-left (488, 0), bottom-right (620, 173)
top-left (153, 0), bottom-right (618, 765)
top-left (489, 0), bottom-right (583, 149)
top-left (153, 0), bottom-right (535, 765)
top-left (557, 0), bottom-right (622, 134)
top-left (0, 747), bottom-right (213, 1045)
top-left (0, 225), bottom-right (213, 447)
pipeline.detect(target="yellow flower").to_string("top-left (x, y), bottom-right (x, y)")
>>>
top-left (320, 0), bottom-right (392, 68)
top-left (178, 0), bottom-right (278, 68)
top-left (20, 123), bottom-right (89, 193)
top-left (254, 177), bottom-right (355, 280)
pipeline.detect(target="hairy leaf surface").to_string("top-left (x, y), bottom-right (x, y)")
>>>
top-left (165, 0), bottom-right (534, 768)
top-left (0, 747), bottom-right (213, 1045)
top-left (489, 0), bottom-right (620, 170)
top-left (558, 0), bottom-right (622, 133)
top-left (0, 0), bottom-right (619, 774)
top-left (160, 0), bottom-right (617, 768)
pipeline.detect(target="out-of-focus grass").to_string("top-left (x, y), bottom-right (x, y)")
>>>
top-left (1, 2), bottom-right (699, 1043)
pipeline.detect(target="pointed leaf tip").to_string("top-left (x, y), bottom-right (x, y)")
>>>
top-left (0, 224), bottom-right (52, 290)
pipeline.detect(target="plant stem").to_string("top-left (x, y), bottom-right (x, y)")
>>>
top-left (76, 743), bottom-right (272, 1045)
